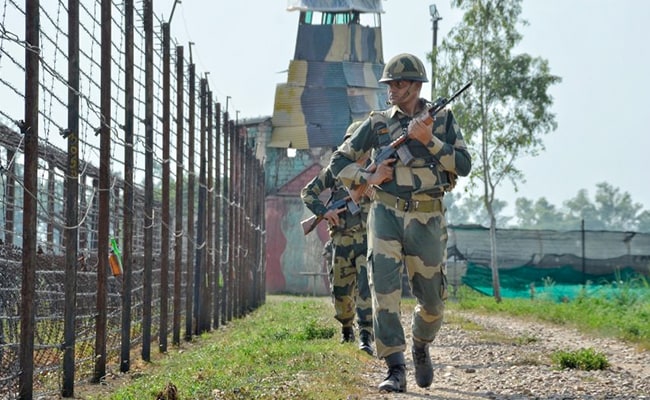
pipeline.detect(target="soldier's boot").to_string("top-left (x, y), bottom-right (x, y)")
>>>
top-left (358, 330), bottom-right (374, 356)
top-left (340, 326), bottom-right (355, 343)
top-left (412, 339), bottom-right (433, 388)
top-left (378, 352), bottom-right (406, 393)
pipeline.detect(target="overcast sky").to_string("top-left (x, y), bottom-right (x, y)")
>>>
top-left (163, 0), bottom-right (650, 216)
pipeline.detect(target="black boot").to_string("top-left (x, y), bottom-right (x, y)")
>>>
top-left (412, 339), bottom-right (433, 388)
top-left (378, 352), bottom-right (406, 393)
top-left (358, 330), bottom-right (373, 356)
top-left (341, 326), bottom-right (355, 343)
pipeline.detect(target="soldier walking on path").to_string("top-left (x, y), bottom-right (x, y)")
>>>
top-left (328, 53), bottom-right (472, 392)
top-left (301, 121), bottom-right (374, 355)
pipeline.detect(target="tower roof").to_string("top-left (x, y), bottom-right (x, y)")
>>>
top-left (287, 0), bottom-right (384, 13)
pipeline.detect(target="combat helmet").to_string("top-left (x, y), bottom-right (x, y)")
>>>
top-left (379, 53), bottom-right (428, 83)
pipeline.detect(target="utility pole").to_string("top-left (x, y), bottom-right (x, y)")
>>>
top-left (429, 4), bottom-right (442, 100)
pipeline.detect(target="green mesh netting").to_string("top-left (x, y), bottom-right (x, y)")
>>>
top-left (460, 262), bottom-right (647, 301)
top-left (447, 225), bottom-right (650, 301)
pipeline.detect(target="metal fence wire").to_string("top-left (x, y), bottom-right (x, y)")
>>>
top-left (0, 1), bottom-right (266, 398)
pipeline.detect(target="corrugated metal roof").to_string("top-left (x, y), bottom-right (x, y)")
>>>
top-left (287, 0), bottom-right (384, 13)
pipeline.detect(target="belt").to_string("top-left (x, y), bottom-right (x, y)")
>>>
top-left (373, 190), bottom-right (442, 213)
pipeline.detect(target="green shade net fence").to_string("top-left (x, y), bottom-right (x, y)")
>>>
top-left (446, 225), bottom-right (650, 301)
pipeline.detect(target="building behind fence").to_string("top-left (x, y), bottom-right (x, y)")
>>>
top-left (0, 1), bottom-right (266, 398)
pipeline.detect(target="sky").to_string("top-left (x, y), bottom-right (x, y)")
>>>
top-left (162, 0), bottom-right (650, 216)
top-left (2, 1), bottom-right (647, 217)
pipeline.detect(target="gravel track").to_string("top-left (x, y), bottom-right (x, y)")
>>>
top-left (358, 310), bottom-right (650, 400)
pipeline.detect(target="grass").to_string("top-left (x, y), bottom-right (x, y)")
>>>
top-left (448, 278), bottom-right (650, 350)
top-left (86, 296), bottom-right (377, 400)
top-left (551, 348), bottom-right (610, 371)
top-left (78, 278), bottom-right (649, 399)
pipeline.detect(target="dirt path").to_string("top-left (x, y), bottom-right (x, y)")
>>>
top-left (358, 310), bottom-right (650, 399)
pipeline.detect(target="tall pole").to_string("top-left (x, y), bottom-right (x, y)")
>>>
top-left (429, 4), bottom-right (442, 100)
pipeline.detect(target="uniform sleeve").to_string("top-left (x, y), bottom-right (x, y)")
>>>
top-left (329, 118), bottom-right (375, 190)
top-left (300, 168), bottom-right (333, 216)
top-left (425, 108), bottom-right (472, 177)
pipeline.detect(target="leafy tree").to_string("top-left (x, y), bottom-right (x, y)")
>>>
top-left (562, 183), bottom-right (644, 231)
top-left (462, 195), bottom-right (510, 227)
top-left (637, 210), bottom-right (650, 233)
top-left (593, 182), bottom-right (642, 231)
top-left (514, 196), bottom-right (565, 229)
top-left (513, 197), bottom-right (535, 228)
top-left (434, 0), bottom-right (561, 301)
top-left (446, 193), bottom-right (510, 227)
top-left (444, 192), bottom-right (470, 225)
top-left (562, 189), bottom-right (602, 230)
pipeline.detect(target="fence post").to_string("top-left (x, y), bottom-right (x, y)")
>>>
top-left (159, 21), bottom-right (171, 354)
top-left (19, 0), bottom-right (40, 397)
top-left (62, 0), bottom-right (80, 394)
top-left (141, 0), bottom-right (154, 362)
top-left (205, 90), bottom-right (214, 330)
top-left (222, 111), bottom-right (230, 324)
top-left (120, 0), bottom-right (135, 374)
top-left (194, 77), bottom-right (208, 334)
top-left (212, 102), bottom-right (222, 329)
top-left (173, 44), bottom-right (184, 346)
top-left (93, 0), bottom-right (112, 383)
top-left (185, 57), bottom-right (196, 341)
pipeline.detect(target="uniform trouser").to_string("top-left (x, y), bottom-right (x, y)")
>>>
top-left (367, 200), bottom-right (448, 359)
top-left (330, 229), bottom-right (373, 333)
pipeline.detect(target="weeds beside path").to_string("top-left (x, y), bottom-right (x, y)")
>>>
top-left (68, 295), bottom-right (650, 400)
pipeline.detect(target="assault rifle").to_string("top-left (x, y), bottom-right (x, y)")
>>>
top-left (301, 194), bottom-right (361, 235)
top-left (348, 81), bottom-right (472, 203)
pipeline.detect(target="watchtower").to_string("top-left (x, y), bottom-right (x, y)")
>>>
top-left (270, 0), bottom-right (386, 150)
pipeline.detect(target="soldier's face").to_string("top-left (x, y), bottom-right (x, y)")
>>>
top-left (386, 80), bottom-right (420, 106)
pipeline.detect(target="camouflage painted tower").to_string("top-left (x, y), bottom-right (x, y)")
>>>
top-left (264, 1), bottom-right (386, 295)
top-left (270, 0), bottom-right (387, 150)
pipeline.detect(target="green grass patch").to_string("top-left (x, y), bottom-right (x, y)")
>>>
top-left (95, 296), bottom-right (372, 400)
top-left (449, 281), bottom-right (650, 350)
top-left (551, 348), bottom-right (610, 371)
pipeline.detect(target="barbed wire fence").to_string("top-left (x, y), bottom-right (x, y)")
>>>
top-left (0, 0), bottom-right (266, 398)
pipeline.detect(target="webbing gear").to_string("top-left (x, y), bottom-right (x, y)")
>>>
top-left (373, 190), bottom-right (442, 213)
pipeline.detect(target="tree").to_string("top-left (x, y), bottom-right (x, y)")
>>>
top-left (514, 197), bottom-right (565, 229)
top-left (443, 192), bottom-right (470, 225)
top-left (445, 192), bottom-right (510, 227)
top-left (562, 183), bottom-right (644, 231)
top-left (562, 189), bottom-right (601, 230)
top-left (593, 182), bottom-right (642, 231)
top-left (434, 0), bottom-right (561, 301)
top-left (637, 210), bottom-right (650, 233)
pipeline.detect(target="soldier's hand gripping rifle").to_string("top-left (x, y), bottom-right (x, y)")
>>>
top-left (348, 81), bottom-right (472, 203)
top-left (301, 192), bottom-right (361, 235)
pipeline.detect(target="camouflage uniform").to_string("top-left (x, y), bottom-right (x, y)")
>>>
top-left (329, 59), bottom-right (471, 390)
top-left (301, 166), bottom-right (373, 347)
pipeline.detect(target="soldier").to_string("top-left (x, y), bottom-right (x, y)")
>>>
top-left (300, 121), bottom-right (374, 356)
top-left (328, 53), bottom-right (472, 392)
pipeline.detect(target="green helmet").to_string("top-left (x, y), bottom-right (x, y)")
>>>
top-left (379, 53), bottom-right (429, 83)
